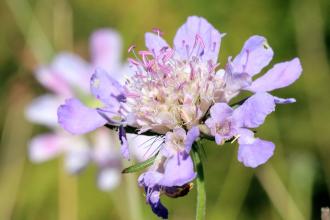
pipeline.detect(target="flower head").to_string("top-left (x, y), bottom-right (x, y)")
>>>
top-left (57, 16), bottom-right (302, 218)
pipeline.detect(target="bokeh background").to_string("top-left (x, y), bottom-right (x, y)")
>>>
top-left (1, 0), bottom-right (330, 219)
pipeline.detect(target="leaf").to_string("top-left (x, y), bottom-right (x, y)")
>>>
top-left (122, 154), bottom-right (157, 174)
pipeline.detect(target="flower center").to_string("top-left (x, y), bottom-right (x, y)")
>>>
top-left (125, 46), bottom-right (225, 133)
top-left (216, 120), bottom-right (232, 136)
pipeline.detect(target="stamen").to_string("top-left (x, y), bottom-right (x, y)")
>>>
top-left (128, 58), bottom-right (140, 66)
top-left (242, 49), bottom-right (250, 72)
top-left (152, 27), bottom-right (163, 37)
top-left (161, 48), bottom-right (174, 63)
top-left (181, 40), bottom-right (186, 47)
top-left (185, 44), bottom-right (190, 57)
top-left (128, 44), bottom-right (141, 63)
top-left (189, 62), bottom-right (195, 80)
top-left (195, 34), bottom-right (205, 49)
top-left (212, 42), bottom-right (217, 52)
top-left (128, 44), bottom-right (136, 53)
top-left (139, 50), bottom-right (154, 56)
top-left (230, 135), bottom-right (240, 144)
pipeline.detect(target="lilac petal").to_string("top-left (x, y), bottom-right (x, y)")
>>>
top-left (232, 35), bottom-right (273, 76)
top-left (145, 32), bottom-right (169, 56)
top-left (64, 143), bottom-right (91, 174)
top-left (138, 173), bottom-right (168, 218)
top-left (97, 168), bottom-right (121, 191)
top-left (148, 188), bottom-right (168, 219)
top-left (185, 126), bottom-right (200, 153)
top-left (119, 126), bottom-right (130, 160)
top-left (233, 92), bottom-right (275, 128)
top-left (90, 29), bottom-right (122, 75)
top-left (139, 170), bottom-right (163, 188)
top-left (51, 53), bottom-right (91, 92)
top-left (25, 94), bottom-right (63, 127)
top-left (215, 134), bottom-right (225, 145)
top-left (58, 98), bottom-right (107, 134)
top-left (224, 62), bottom-right (252, 91)
top-left (28, 133), bottom-right (65, 162)
top-left (90, 68), bottom-right (125, 108)
top-left (205, 103), bottom-right (236, 145)
top-left (237, 128), bottom-right (255, 145)
top-left (35, 66), bottom-right (72, 96)
top-left (209, 103), bottom-right (233, 121)
top-left (160, 154), bottom-right (196, 187)
top-left (173, 16), bottom-right (223, 63)
top-left (247, 58), bottom-right (302, 92)
top-left (92, 129), bottom-right (120, 166)
top-left (127, 134), bottom-right (162, 161)
top-left (273, 96), bottom-right (296, 104)
top-left (238, 138), bottom-right (275, 168)
top-left (120, 137), bottom-right (129, 160)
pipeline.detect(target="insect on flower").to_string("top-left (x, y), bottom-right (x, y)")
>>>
top-left (163, 182), bottom-right (194, 198)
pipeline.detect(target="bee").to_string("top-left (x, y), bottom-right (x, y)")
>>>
top-left (163, 182), bottom-right (193, 198)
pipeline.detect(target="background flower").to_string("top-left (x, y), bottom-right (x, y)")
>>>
top-left (25, 29), bottom-right (124, 191)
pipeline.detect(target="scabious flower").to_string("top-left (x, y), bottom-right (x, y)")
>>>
top-left (26, 29), bottom-right (132, 190)
top-left (57, 16), bottom-right (302, 219)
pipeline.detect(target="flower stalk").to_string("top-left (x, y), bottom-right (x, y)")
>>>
top-left (192, 143), bottom-right (206, 220)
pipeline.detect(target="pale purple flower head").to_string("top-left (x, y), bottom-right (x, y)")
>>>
top-left (56, 16), bottom-right (302, 218)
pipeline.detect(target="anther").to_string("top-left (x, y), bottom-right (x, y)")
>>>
top-left (152, 28), bottom-right (163, 37)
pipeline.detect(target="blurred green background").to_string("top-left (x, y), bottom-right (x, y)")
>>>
top-left (1, 0), bottom-right (330, 219)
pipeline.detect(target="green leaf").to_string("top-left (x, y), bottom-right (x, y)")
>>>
top-left (122, 154), bottom-right (157, 174)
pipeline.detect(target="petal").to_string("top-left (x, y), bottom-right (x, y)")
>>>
top-left (215, 134), bottom-right (225, 145)
top-left (90, 68), bottom-right (125, 108)
top-left (58, 98), bottom-right (107, 134)
top-left (139, 170), bottom-right (163, 188)
top-left (273, 96), bottom-right (296, 104)
top-left (247, 58), bottom-right (302, 92)
top-left (64, 138), bottom-right (91, 173)
top-left (35, 66), bottom-right (72, 96)
top-left (237, 128), bottom-right (255, 145)
top-left (97, 168), bottom-right (121, 191)
top-left (28, 133), bottom-right (65, 163)
top-left (232, 35), bottom-right (273, 76)
top-left (127, 134), bottom-right (162, 161)
top-left (209, 103), bottom-right (233, 121)
top-left (145, 32), bottom-right (169, 56)
top-left (92, 129), bottom-right (120, 166)
top-left (90, 29), bottom-right (123, 75)
top-left (184, 126), bottom-right (200, 153)
top-left (233, 92), bottom-right (275, 128)
top-left (25, 94), bottom-right (63, 127)
top-left (238, 138), bottom-right (275, 168)
top-left (138, 173), bottom-right (168, 219)
top-left (160, 154), bottom-right (196, 187)
top-left (173, 16), bottom-right (223, 63)
top-left (119, 126), bottom-right (130, 160)
top-left (51, 53), bottom-right (91, 92)
top-left (224, 64), bottom-right (252, 91)
top-left (148, 189), bottom-right (168, 219)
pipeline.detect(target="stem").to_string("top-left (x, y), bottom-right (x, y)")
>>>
top-left (105, 124), bottom-right (217, 141)
top-left (192, 144), bottom-right (206, 220)
top-left (105, 124), bottom-right (162, 137)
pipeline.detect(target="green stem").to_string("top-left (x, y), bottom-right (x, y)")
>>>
top-left (192, 144), bottom-right (206, 220)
